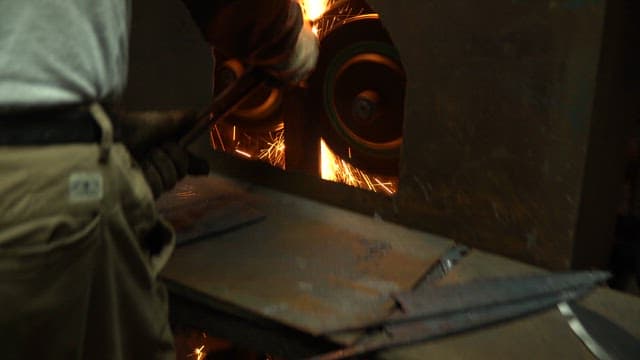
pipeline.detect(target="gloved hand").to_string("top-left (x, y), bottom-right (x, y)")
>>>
top-left (116, 110), bottom-right (209, 198)
top-left (270, 20), bottom-right (319, 83)
top-left (183, 0), bottom-right (318, 84)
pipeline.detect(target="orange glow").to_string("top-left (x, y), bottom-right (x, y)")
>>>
top-left (320, 138), bottom-right (339, 182)
top-left (300, 0), bottom-right (330, 21)
top-left (190, 345), bottom-right (206, 360)
top-left (213, 127), bottom-right (397, 194)
top-left (320, 139), bottom-right (397, 195)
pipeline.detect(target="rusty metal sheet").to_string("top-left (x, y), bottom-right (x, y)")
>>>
top-left (161, 174), bottom-right (452, 335)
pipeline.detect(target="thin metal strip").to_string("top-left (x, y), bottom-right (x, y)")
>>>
top-left (416, 244), bottom-right (470, 287)
top-left (558, 302), bottom-right (613, 360)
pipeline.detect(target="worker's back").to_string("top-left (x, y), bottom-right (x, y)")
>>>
top-left (0, 1), bottom-right (317, 358)
top-left (0, 0), bottom-right (130, 109)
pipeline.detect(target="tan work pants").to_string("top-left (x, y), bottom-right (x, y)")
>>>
top-left (0, 104), bottom-right (175, 359)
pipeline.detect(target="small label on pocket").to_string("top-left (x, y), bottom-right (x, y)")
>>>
top-left (69, 172), bottom-right (104, 202)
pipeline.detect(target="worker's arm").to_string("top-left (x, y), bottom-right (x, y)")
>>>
top-left (122, 1), bottom-right (318, 198)
top-left (116, 110), bottom-right (210, 198)
top-left (181, 0), bottom-right (317, 80)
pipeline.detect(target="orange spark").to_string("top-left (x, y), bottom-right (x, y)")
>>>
top-left (176, 190), bottom-right (196, 198)
top-left (235, 149), bottom-right (252, 158)
top-left (374, 178), bottom-right (394, 195)
top-left (213, 125), bottom-right (226, 151)
top-left (320, 139), bottom-right (398, 194)
top-left (258, 128), bottom-right (286, 169)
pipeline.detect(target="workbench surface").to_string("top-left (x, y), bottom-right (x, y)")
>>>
top-left (160, 175), bottom-right (640, 359)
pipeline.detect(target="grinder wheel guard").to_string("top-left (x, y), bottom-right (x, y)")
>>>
top-left (213, 57), bottom-right (284, 131)
top-left (308, 12), bottom-right (406, 176)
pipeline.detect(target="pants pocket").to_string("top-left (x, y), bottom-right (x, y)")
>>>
top-left (0, 212), bottom-right (102, 359)
top-left (0, 211), bottom-right (102, 275)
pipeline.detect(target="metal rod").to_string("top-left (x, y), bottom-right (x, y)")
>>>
top-left (179, 66), bottom-right (266, 147)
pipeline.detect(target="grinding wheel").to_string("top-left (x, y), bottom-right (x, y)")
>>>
top-left (307, 13), bottom-right (406, 176)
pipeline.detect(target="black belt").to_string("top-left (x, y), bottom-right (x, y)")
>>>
top-left (0, 105), bottom-right (119, 146)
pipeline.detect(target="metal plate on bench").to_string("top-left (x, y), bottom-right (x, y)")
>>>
top-left (161, 175), bottom-right (452, 335)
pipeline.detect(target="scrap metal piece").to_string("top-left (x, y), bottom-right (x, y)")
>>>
top-left (322, 245), bottom-right (470, 335)
top-left (391, 272), bottom-right (610, 322)
top-left (559, 302), bottom-right (640, 360)
top-left (324, 271), bottom-right (609, 333)
top-left (309, 287), bottom-right (592, 360)
top-left (309, 271), bottom-right (609, 360)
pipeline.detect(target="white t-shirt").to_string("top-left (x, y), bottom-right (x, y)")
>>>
top-left (0, 0), bottom-right (131, 109)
